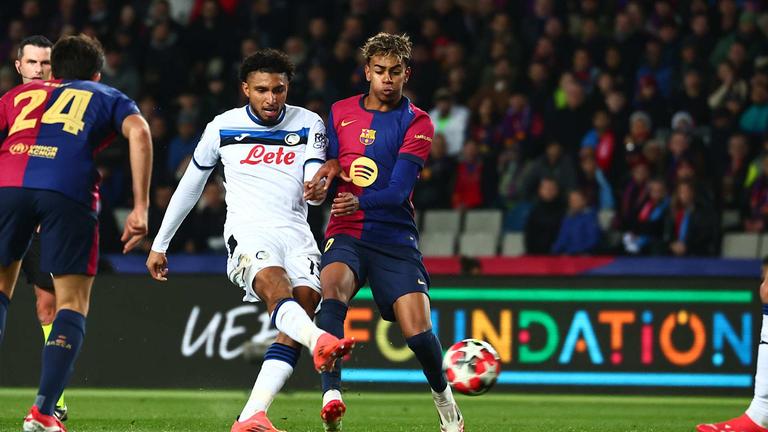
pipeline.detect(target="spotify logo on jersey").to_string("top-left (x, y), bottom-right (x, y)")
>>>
top-left (350, 156), bottom-right (378, 187)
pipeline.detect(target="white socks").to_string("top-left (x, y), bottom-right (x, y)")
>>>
top-left (747, 313), bottom-right (768, 427)
top-left (432, 385), bottom-right (458, 422)
top-left (272, 300), bottom-right (325, 352)
top-left (240, 359), bottom-right (294, 420)
top-left (323, 389), bottom-right (342, 407)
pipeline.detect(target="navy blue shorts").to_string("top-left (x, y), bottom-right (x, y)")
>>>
top-left (0, 187), bottom-right (99, 276)
top-left (321, 234), bottom-right (430, 322)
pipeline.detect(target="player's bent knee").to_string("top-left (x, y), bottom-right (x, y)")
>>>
top-left (274, 332), bottom-right (301, 349)
top-left (253, 267), bottom-right (293, 306)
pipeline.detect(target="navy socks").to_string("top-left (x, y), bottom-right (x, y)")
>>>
top-left (317, 299), bottom-right (348, 392)
top-left (406, 330), bottom-right (448, 392)
top-left (34, 309), bottom-right (86, 415)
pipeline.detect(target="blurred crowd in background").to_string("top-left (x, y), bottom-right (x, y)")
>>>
top-left (3, 0), bottom-right (768, 257)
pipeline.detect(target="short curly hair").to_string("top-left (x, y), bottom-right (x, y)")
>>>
top-left (361, 32), bottom-right (412, 65)
top-left (239, 49), bottom-right (295, 82)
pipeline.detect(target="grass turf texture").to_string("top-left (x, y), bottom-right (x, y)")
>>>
top-left (0, 388), bottom-right (751, 431)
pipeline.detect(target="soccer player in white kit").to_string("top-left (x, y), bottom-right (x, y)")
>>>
top-left (145, 49), bottom-right (354, 432)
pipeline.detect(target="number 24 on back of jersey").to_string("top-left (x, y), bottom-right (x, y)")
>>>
top-left (8, 87), bottom-right (93, 136)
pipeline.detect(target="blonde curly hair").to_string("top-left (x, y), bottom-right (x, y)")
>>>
top-left (361, 32), bottom-right (412, 65)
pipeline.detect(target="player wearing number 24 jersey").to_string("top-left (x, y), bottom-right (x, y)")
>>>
top-left (0, 75), bottom-right (138, 211)
top-left (0, 35), bottom-right (152, 432)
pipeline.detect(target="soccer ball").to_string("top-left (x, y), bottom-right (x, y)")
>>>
top-left (442, 338), bottom-right (501, 396)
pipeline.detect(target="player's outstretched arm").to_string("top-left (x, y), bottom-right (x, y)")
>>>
top-left (121, 114), bottom-right (152, 253)
top-left (146, 162), bottom-right (214, 281)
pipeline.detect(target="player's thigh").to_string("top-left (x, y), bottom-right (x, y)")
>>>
top-left (320, 235), bottom-right (365, 302)
top-left (225, 231), bottom-right (286, 302)
top-left (36, 190), bottom-right (99, 277)
top-left (0, 187), bottom-right (37, 271)
top-left (367, 247), bottom-right (430, 324)
top-left (285, 251), bottom-right (322, 307)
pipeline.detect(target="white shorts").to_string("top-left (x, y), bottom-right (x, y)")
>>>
top-left (224, 225), bottom-right (321, 302)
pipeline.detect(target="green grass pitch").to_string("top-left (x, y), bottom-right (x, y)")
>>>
top-left (0, 388), bottom-right (750, 431)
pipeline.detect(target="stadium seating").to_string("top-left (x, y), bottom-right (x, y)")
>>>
top-left (422, 210), bottom-right (462, 235)
top-left (463, 209), bottom-right (503, 236)
top-left (721, 232), bottom-right (761, 259)
top-left (501, 233), bottom-right (525, 256)
top-left (458, 232), bottom-right (498, 257)
top-left (420, 232), bottom-right (456, 257)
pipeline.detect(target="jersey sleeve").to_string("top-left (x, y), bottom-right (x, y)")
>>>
top-left (398, 112), bottom-right (433, 168)
top-left (108, 88), bottom-right (140, 132)
top-left (192, 119), bottom-right (221, 169)
top-left (326, 109), bottom-right (339, 159)
top-left (304, 113), bottom-right (327, 165)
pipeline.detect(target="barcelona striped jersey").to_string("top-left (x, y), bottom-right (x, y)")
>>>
top-left (0, 79), bottom-right (139, 209)
top-left (326, 94), bottom-right (433, 247)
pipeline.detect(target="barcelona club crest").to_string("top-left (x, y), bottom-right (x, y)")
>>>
top-left (359, 128), bottom-right (377, 145)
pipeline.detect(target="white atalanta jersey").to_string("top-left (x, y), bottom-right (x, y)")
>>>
top-left (192, 104), bottom-right (327, 234)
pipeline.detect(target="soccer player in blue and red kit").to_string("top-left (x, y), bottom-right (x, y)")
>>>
top-left (306, 33), bottom-right (464, 432)
top-left (0, 35), bottom-right (152, 432)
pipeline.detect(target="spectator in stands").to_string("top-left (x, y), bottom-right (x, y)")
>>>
top-left (740, 83), bottom-right (768, 136)
top-left (452, 139), bottom-right (484, 209)
top-left (636, 38), bottom-right (673, 99)
top-left (620, 159), bottom-right (650, 231)
top-left (551, 189), bottom-right (601, 255)
top-left (577, 148), bottom-right (615, 212)
top-left (521, 140), bottom-right (577, 201)
top-left (414, 133), bottom-right (455, 210)
top-left (744, 154), bottom-right (768, 232)
top-left (672, 69), bottom-right (709, 126)
top-left (470, 96), bottom-right (503, 153)
top-left (552, 79), bottom-right (592, 157)
top-left (622, 111), bottom-right (653, 174)
top-left (101, 45), bottom-right (140, 100)
top-left (580, 109), bottom-right (616, 175)
top-left (665, 180), bottom-right (717, 256)
top-left (633, 75), bottom-right (668, 129)
top-left (666, 131), bottom-right (706, 185)
top-left (710, 61), bottom-right (749, 110)
top-left (166, 112), bottom-right (200, 180)
top-left (525, 177), bottom-right (565, 255)
top-left (501, 92), bottom-right (544, 160)
top-left (720, 133), bottom-right (751, 212)
top-left (623, 178), bottom-right (669, 255)
top-left (430, 87), bottom-right (470, 157)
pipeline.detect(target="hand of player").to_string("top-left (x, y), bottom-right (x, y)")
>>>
top-left (304, 179), bottom-right (328, 202)
top-left (331, 192), bottom-right (359, 217)
top-left (146, 250), bottom-right (169, 281)
top-left (121, 206), bottom-right (148, 254)
top-left (306, 159), bottom-right (351, 194)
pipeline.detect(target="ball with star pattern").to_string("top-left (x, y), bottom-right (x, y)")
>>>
top-left (442, 338), bottom-right (501, 396)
